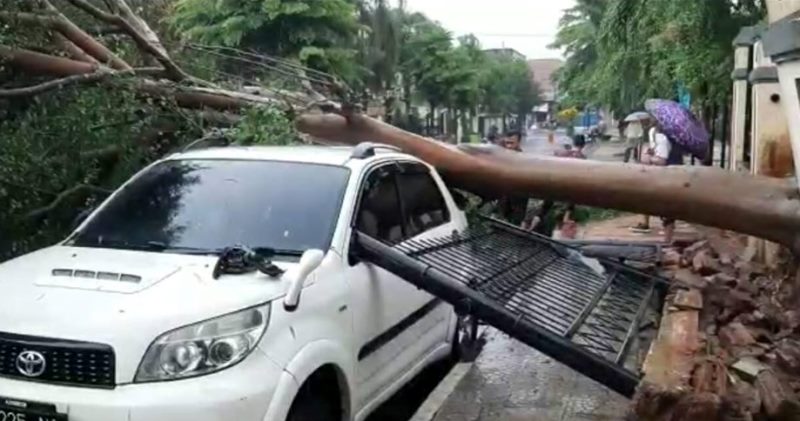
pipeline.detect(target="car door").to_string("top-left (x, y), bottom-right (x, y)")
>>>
top-left (390, 162), bottom-right (459, 362)
top-left (347, 162), bottom-right (412, 408)
top-left (347, 161), bottom-right (457, 410)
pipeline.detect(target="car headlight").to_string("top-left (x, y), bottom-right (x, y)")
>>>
top-left (135, 303), bottom-right (270, 382)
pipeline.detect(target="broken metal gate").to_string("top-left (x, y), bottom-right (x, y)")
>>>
top-left (354, 218), bottom-right (668, 398)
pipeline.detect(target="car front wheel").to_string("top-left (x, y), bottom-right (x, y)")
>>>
top-left (287, 370), bottom-right (341, 421)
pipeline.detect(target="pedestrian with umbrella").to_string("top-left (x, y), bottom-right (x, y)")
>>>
top-left (630, 99), bottom-right (710, 244)
top-left (622, 111), bottom-right (654, 163)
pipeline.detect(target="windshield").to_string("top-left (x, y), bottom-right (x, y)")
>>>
top-left (69, 159), bottom-right (350, 256)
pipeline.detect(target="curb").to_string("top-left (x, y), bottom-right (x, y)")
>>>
top-left (409, 361), bottom-right (474, 421)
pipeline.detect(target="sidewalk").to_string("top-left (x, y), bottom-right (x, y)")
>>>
top-left (580, 214), bottom-right (700, 244)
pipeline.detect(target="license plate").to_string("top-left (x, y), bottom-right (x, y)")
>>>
top-left (0, 397), bottom-right (67, 421)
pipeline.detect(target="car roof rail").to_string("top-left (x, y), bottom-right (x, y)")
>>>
top-left (181, 129), bottom-right (232, 153)
top-left (350, 142), bottom-right (402, 159)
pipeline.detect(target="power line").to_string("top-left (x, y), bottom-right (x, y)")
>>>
top-left (467, 32), bottom-right (555, 38)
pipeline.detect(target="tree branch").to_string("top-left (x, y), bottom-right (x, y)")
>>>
top-left (0, 45), bottom-right (99, 76)
top-left (0, 67), bottom-right (162, 98)
top-left (134, 80), bottom-right (277, 111)
top-left (65, 0), bottom-right (191, 81)
top-left (25, 184), bottom-right (112, 220)
top-left (79, 145), bottom-right (123, 161)
top-left (0, 11), bottom-right (131, 70)
top-left (0, 46), bottom-right (273, 112)
top-left (37, 0), bottom-right (100, 65)
top-left (108, 0), bottom-right (170, 57)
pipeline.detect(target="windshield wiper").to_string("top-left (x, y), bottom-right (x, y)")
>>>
top-left (74, 237), bottom-right (171, 252)
top-left (159, 246), bottom-right (302, 258)
top-left (252, 247), bottom-right (303, 258)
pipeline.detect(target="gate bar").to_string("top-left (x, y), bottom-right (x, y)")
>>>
top-left (355, 232), bottom-right (641, 397)
top-left (565, 271), bottom-right (618, 338)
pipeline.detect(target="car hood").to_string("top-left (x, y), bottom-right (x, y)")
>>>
top-left (0, 246), bottom-right (307, 383)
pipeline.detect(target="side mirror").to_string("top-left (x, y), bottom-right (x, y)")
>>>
top-left (72, 207), bottom-right (95, 230)
top-left (283, 249), bottom-right (325, 312)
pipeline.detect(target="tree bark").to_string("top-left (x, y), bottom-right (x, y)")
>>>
top-left (295, 112), bottom-right (800, 251)
top-left (0, 45), bottom-right (99, 76)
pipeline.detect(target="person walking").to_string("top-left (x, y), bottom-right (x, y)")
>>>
top-left (631, 124), bottom-right (684, 243)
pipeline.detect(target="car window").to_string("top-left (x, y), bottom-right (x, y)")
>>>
top-left (396, 163), bottom-right (450, 238)
top-left (69, 159), bottom-right (350, 256)
top-left (356, 165), bottom-right (405, 244)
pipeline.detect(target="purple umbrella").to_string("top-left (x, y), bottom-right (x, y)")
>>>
top-left (644, 99), bottom-right (709, 160)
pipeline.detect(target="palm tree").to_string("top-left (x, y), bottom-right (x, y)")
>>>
top-left (356, 0), bottom-right (403, 117)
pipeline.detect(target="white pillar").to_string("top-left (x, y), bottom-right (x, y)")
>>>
top-left (766, 0), bottom-right (800, 21)
top-left (749, 40), bottom-right (793, 266)
top-left (763, 0), bottom-right (800, 187)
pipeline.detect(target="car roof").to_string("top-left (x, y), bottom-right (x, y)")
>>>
top-left (166, 145), bottom-right (415, 167)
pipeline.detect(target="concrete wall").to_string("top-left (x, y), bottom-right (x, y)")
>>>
top-left (748, 40), bottom-right (793, 266)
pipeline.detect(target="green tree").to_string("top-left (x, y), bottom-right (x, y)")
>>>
top-left (480, 55), bottom-right (540, 129)
top-left (398, 19), bottom-right (453, 129)
top-left (171, 0), bottom-right (363, 79)
top-left (553, 0), bottom-right (766, 114)
top-left (356, 0), bottom-right (402, 95)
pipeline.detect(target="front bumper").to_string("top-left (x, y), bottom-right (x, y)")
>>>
top-left (0, 349), bottom-right (286, 421)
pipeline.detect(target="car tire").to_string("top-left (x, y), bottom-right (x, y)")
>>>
top-left (286, 376), bottom-right (340, 421)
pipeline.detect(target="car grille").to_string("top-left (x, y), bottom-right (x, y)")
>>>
top-left (0, 332), bottom-right (115, 388)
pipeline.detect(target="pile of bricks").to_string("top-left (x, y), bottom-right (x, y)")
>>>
top-left (632, 231), bottom-right (800, 420)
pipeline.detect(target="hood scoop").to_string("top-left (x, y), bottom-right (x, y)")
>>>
top-left (52, 268), bottom-right (142, 283)
top-left (31, 249), bottom-right (183, 294)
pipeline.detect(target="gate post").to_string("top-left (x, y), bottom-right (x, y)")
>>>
top-left (730, 27), bottom-right (757, 172)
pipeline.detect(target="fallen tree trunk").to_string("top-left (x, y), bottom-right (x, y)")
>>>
top-left (0, 10), bottom-right (130, 71)
top-left (296, 112), bottom-right (800, 252)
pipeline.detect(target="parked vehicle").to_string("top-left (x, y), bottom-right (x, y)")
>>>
top-left (0, 143), bottom-right (467, 421)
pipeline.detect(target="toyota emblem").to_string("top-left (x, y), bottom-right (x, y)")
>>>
top-left (16, 350), bottom-right (46, 378)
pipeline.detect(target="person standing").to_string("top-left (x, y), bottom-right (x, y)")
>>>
top-left (485, 125), bottom-right (500, 145)
top-left (494, 131), bottom-right (531, 227)
top-left (527, 134), bottom-right (587, 238)
top-left (633, 125), bottom-right (684, 243)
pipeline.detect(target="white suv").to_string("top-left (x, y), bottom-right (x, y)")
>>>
top-left (0, 144), bottom-right (467, 421)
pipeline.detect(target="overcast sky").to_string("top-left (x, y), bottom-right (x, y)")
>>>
top-left (402, 0), bottom-right (575, 60)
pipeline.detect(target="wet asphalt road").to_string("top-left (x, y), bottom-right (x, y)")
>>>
top-left (523, 128), bottom-right (571, 156)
